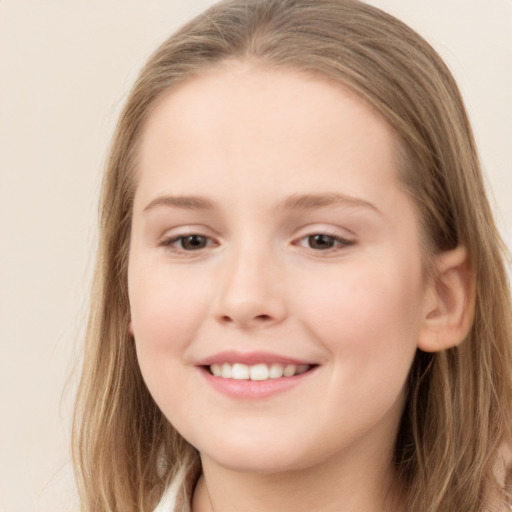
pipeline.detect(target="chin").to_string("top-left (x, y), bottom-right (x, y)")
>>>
top-left (196, 435), bottom-right (321, 474)
top-left (207, 452), bottom-right (309, 474)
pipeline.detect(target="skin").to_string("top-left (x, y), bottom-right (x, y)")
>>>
top-left (128, 61), bottom-right (437, 512)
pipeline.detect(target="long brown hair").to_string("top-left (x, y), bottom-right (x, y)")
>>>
top-left (73, 1), bottom-right (512, 510)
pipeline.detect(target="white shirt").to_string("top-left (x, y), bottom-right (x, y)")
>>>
top-left (153, 466), bottom-right (190, 512)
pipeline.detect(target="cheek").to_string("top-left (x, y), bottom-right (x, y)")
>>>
top-left (128, 264), bottom-right (215, 426)
top-left (292, 258), bottom-right (423, 370)
top-left (128, 264), bottom-right (212, 386)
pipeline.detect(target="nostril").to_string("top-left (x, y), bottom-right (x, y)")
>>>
top-left (255, 314), bottom-right (272, 321)
top-left (219, 313), bottom-right (273, 325)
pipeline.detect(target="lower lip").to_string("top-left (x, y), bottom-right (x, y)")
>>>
top-left (200, 367), bottom-right (316, 399)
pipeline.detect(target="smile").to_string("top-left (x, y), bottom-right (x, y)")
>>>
top-left (209, 363), bottom-right (312, 381)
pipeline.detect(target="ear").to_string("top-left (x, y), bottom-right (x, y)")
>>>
top-left (128, 321), bottom-right (134, 337)
top-left (418, 246), bottom-right (475, 352)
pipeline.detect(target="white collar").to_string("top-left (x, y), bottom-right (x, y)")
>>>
top-left (153, 466), bottom-right (190, 512)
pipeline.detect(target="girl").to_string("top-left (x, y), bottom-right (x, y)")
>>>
top-left (72, 1), bottom-right (512, 511)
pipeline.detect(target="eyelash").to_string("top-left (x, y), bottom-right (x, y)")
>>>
top-left (159, 234), bottom-right (216, 252)
top-left (159, 232), bottom-right (354, 254)
top-left (295, 233), bottom-right (354, 252)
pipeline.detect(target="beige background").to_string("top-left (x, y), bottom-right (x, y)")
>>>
top-left (0, 1), bottom-right (511, 511)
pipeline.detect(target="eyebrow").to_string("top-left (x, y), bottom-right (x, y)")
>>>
top-left (143, 192), bottom-right (380, 214)
top-left (143, 195), bottom-right (214, 212)
top-left (281, 193), bottom-right (381, 214)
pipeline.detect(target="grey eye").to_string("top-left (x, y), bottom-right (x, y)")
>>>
top-left (179, 235), bottom-right (209, 250)
top-left (307, 234), bottom-right (339, 250)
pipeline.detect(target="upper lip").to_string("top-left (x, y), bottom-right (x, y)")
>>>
top-left (196, 350), bottom-right (316, 367)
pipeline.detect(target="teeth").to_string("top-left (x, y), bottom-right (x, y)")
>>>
top-left (250, 363), bottom-right (269, 381)
top-left (209, 362), bottom-right (312, 381)
top-left (231, 363), bottom-right (250, 380)
top-left (221, 363), bottom-right (232, 378)
top-left (296, 364), bottom-right (310, 375)
top-left (283, 364), bottom-right (297, 377)
top-left (269, 363), bottom-right (284, 379)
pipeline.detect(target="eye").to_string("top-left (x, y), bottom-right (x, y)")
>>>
top-left (161, 234), bottom-right (216, 251)
top-left (297, 233), bottom-right (353, 251)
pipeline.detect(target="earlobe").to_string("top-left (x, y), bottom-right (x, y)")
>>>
top-left (418, 246), bottom-right (475, 353)
top-left (128, 321), bottom-right (134, 337)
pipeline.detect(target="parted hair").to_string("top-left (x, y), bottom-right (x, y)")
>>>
top-left (72, 1), bottom-right (512, 510)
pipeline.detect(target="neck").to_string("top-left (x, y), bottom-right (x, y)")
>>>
top-left (192, 443), bottom-right (404, 512)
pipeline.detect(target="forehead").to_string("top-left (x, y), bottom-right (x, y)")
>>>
top-left (135, 61), bottom-right (402, 213)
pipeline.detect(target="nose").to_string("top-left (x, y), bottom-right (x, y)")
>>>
top-left (213, 243), bottom-right (287, 329)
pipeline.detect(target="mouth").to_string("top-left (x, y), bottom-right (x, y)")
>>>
top-left (196, 351), bottom-right (319, 398)
top-left (205, 362), bottom-right (315, 381)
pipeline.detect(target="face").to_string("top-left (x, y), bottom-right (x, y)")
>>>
top-left (128, 62), bottom-right (429, 475)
